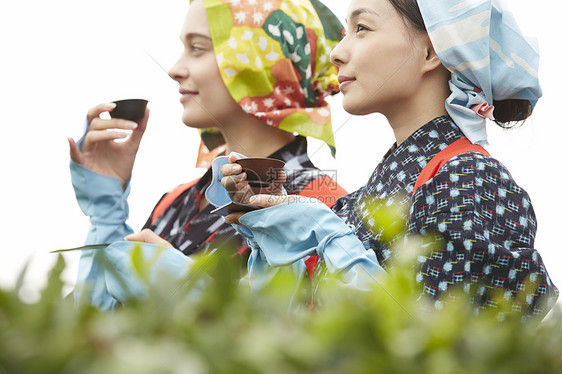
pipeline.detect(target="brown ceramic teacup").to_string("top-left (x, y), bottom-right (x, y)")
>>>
top-left (235, 157), bottom-right (285, 195)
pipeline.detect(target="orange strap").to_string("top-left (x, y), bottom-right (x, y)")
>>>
top-left (412, 138), bottom-right (489, 195)
top-left (298, 175), bottom-right (348, 208)
top-left (150, 179), bottom-right (200, 225)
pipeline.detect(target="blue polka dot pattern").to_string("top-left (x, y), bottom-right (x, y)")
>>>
top-left (330, 116), bottom-right (558, 315)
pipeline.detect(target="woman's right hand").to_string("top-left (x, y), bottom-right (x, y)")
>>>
top-left (68, 102), bottom-right (149, 189)
top-left (220, 153), bottom-right (253, 204)
top-left (220, 153), bottom-right (286, 204)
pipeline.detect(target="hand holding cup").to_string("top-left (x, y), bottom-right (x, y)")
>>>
top-left (68, 99), bottom-right (149, 189)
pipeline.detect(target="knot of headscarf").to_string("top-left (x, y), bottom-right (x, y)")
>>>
top-left (417, 0), bottom-right (542, 145)
top-left (195, 0), bottom-right (343, 168)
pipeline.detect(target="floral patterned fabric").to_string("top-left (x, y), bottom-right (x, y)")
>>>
top-left (329, 116), bottom-right (558, 315)
top-left (195, 0), bottom-right (344, 167)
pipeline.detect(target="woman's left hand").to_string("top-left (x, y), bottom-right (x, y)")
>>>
top-left (224, 194), bottom-right (300, 225)
top-left (124, 229), bottom-right (174, 248)
top-left (221, 153), bottom-right (287, 205)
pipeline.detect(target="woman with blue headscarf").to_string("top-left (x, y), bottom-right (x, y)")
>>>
top-left (220, 0), bottom-right (558, 316)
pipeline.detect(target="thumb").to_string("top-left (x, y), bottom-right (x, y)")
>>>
top-left (129, 107), bottom-right (150, 143)
top-left (125, 229), bottom-right (174, 248)
top-left (68, 137), bottom-right (83, 164)
top-left (248, 194), bottom-right (299, 208)
top-left (136, 106), bottom-right (150, 133)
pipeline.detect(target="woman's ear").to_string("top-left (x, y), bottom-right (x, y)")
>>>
top-left (421, 34), bottom-right (442, 73)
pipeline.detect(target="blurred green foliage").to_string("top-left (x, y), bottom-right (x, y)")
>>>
top-left (1, 242), bottom-right (561, 374)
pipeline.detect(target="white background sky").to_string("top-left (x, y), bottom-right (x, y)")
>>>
top-left (0, 0), bottom-right (560, 309)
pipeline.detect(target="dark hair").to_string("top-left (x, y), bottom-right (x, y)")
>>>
top-left (490, 99), bottom-right (533, 128)
top-left (388, 0), bottom-right (533, 128)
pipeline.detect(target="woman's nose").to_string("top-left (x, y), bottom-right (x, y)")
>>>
top-left (330, 39), bottom-right (348, 67)
top-left (168, 55), bottom-right (189, 82)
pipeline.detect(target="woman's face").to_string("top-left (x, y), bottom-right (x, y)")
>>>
top-left (168, 0), bottom-right (241, 128)
top-left (330, 0), bottom-right (427, 117)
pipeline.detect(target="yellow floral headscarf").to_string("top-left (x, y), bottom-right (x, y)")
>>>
top-left (195, 0), bottom-right (343, 168)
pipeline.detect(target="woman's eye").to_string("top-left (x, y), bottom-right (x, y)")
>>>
top-left (356, 24), bottom-right (367, 33)
top-left (189, 44), bottom-right (206, 53)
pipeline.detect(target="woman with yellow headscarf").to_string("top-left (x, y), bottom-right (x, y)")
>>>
top-left (69, 0), bottom-right (347, 309)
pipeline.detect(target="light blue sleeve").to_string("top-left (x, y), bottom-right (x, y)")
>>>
top-left (239, 198), bottom-right (388, 290)
top-left (70, 160), bottom-right (138, 309)
top-left (69, 157), bottom-right (200, 311)
top-left (70, 161), bottom-right (134, 244)
top-left (74, 241), bottom-right (193, 310)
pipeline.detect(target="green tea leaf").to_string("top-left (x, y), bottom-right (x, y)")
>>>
top-left (50, 244), bottom-right (110, 253)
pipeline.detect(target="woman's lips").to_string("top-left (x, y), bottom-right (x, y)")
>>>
top-left (338, 76), bottom-right (355, 90)
top-left (179, 89), bottom-right (198, 103)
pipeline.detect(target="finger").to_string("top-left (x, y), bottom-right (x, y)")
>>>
top-left (89, 117), bottom-right (138, 131)
top-left (248, 194), bottom-right (300, 208)
top-left (137, 106), bottom-right (150, 131)
top-left (68, 137), bottom-right (83, 164)
top-left (124, 229), bottom-right (173, 248)
top-left (85, 129), bottom-right (131, 143)
top-left (224, 212), bottom-right (246, 225)
top-left (221, 173), bottom-right (254, 203)
top-left (124, 232), bottom-right (140, 241)
top-left (228, 152), bottom-right (244, 164)
top-left (87, 102), bottom-right (117, 124)
top-left (129, 107), bottom-right (149, 142)
top-left (221, 162), bottom-right (242, 177)
top-left (223, 179), bottom-right (254, 204)
top-left (221, 172), bottom-right (247, 190)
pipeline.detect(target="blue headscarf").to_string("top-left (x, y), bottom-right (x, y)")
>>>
top-left (417, 0), bottom-right (542, 145)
